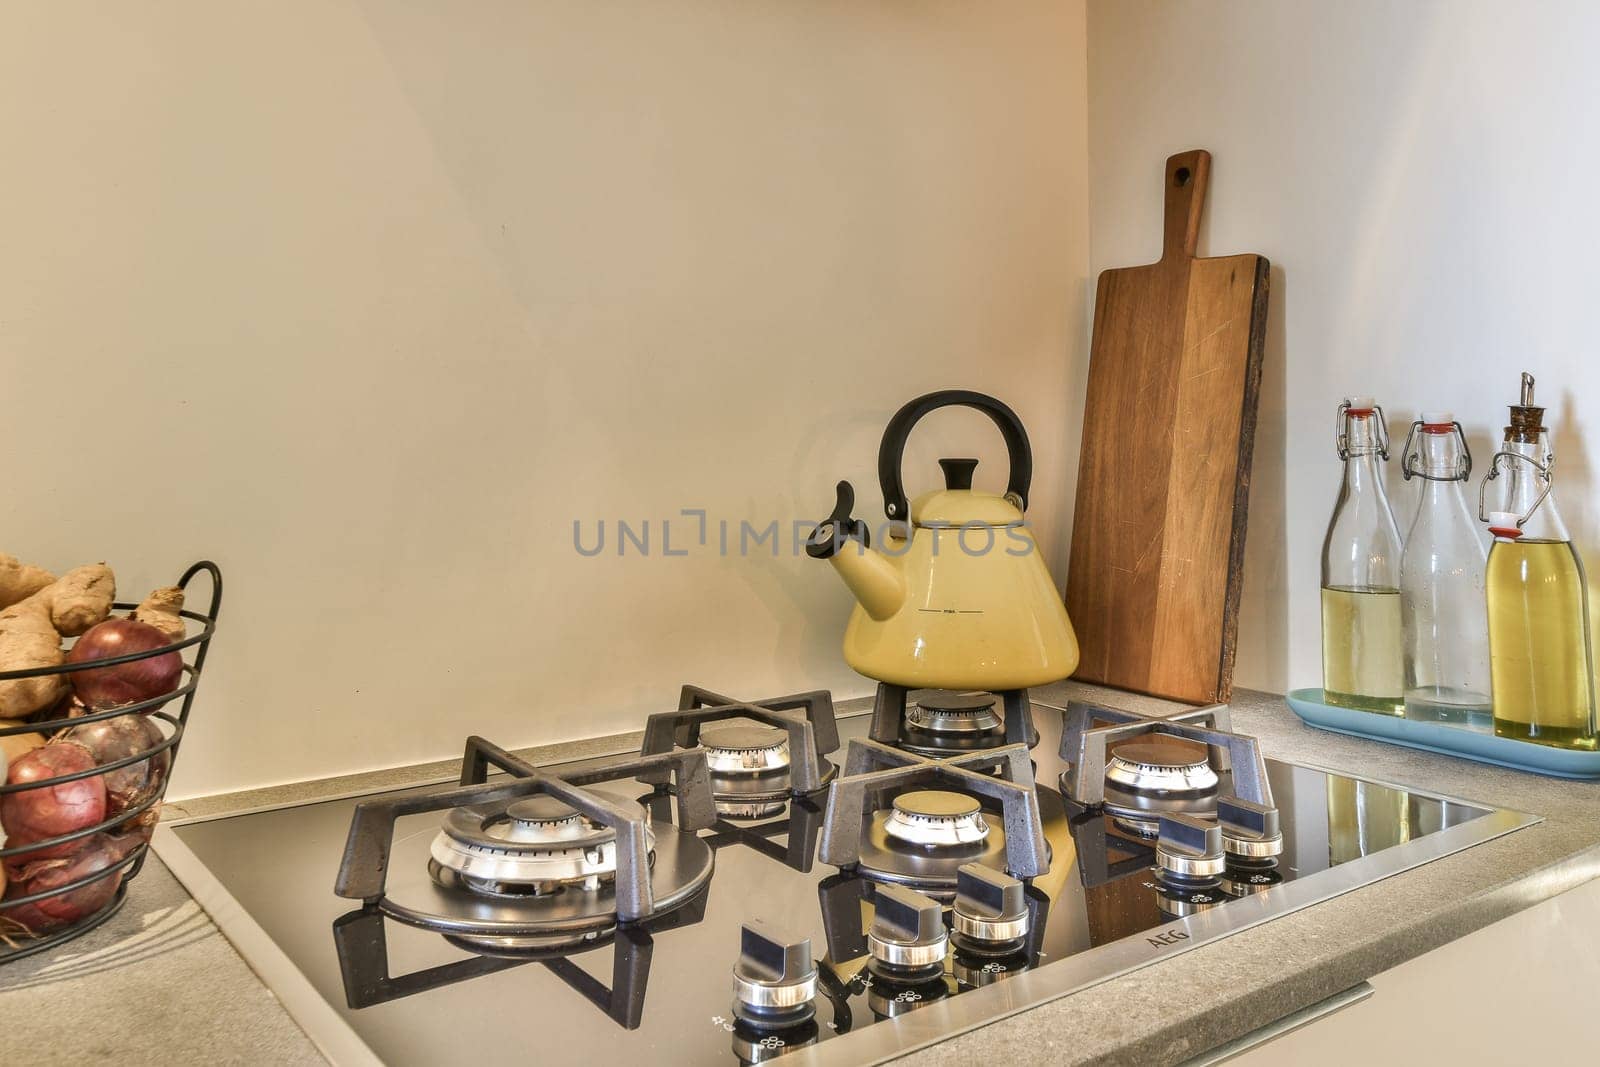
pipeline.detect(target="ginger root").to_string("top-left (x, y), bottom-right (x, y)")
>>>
top-left (0, 717), bottom-right (47, 767)
top-left (0, 554), bottom-right (54, 611)
top-left (133, 586), bottom-right (186, 642)
top-left (46, 563), bottom-right (115, 638)
top-left (0, 563), bottom-right (116, 719)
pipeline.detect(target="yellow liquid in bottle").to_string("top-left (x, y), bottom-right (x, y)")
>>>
top-left (1487, 538), bottom-right (1598, 750)
top-left (1321, 586), bottom-right (1405, 715)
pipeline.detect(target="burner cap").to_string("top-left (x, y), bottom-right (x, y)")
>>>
top-left (504, 795), bottom-right (585, 835)
top-left (1111, 738), bottom-right (1206, 769)
top-left (884, 790), bottom-right (990, 847)
top-left (703, 724), bottom-right (785, 751)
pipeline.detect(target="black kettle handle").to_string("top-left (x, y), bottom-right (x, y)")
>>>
top-left (877, 390), bottom-right (1032, 521)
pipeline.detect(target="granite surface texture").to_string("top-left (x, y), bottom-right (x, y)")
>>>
top-left (1, 682), bottom-right (1596, 1066)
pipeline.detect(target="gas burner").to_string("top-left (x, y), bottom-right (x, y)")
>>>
top-left (641, 685), bottom-right (839, 819)
top-left (336, 737), bottom-right (717, 953)
top-left (818, 739), bottom-right (1048, 899)
top-left (702, 724), bottom-right (791, 773)
top-left (869, 683), bottom-right (1039, 754)
top-left (1056, 701), bottom-right (1276, 828)
top-left (1102, 738), bottom-right (1221, 837)
top-left (904, 691), bottom-right (1004, 745)
top-left (430, 794), bottom-right (641, 897)
top-left (883, 791), bottom-right (990, 847)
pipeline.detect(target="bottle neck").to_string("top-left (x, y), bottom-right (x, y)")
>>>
top-left (1344, 449), bottom-right (1390, 497)
top-left (1412, 429), bottom-right (1473, 518)
top-left (1499, 433), bottom-right (1569, 541)
top-left (1342, 416), bottom-right (1391, 500)
top-left (1417, 429), bottom-right (1464, 480)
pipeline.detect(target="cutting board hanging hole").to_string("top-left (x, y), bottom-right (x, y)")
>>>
top-left (1163, 149), bottom-right (1210, 260)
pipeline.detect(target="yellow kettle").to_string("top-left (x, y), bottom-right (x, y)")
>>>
top-left (806, 390), bottom-right (1080, 691)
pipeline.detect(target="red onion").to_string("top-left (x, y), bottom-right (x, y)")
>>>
top-left (1, 833), bottom-right (132, 933)
top-left (65, 715), bottom-right (169, 822)
top-left (109, 809), bottom-right (160, 849)
top-left (1, 742), bottom-right (107, 870)
top-left (65, 618), bottom-right (182, 710)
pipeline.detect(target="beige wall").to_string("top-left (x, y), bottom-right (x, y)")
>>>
top-left (1088, 0), bottom-right (1600, 694)
top-left (1, 2), bottom-right (1091, 796)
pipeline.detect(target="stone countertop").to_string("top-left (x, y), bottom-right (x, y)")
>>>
top-left (3, 683), bottom-right (1598, 1066)
top-left (922, 683), bottom-right (1600, 1067)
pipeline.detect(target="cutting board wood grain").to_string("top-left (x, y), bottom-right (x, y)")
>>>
top-left (1065, 149), bottom-right (1270, 705)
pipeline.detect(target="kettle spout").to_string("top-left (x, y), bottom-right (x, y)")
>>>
top-left (804, 480), bottom-right (906, 621)
top-left (830, 544), bottom-right (905, 622)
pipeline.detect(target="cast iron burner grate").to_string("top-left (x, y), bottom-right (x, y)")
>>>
top-left (332, 894), bottom-right (709, 1027)
top-left (1057, 701), bottom-right (1275, 838)
top-left (817, 739), bottom-right (1049, 898)
top-left (335, 738), bottom-right (717, 952)
top-left (639, 685), bottom-right (839, 819)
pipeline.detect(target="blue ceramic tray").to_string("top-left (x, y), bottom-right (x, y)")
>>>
top-left (1286, 688), bottom-right (1600, 780)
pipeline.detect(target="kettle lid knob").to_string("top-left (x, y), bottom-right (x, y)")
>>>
top-left (938, 457), bottom-right (979, 491)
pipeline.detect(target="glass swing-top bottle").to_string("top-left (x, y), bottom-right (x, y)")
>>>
top-left (1398, 412), bottom-right (1491, 726)
top-left (1321, 397), bottom-right (1405, 715)
top-left (1480, 373), bottom-right (1598, 750)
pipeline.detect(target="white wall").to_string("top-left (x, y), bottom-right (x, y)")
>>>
top-left (1, 2), bottom-right (1090, 796)
top-left (1088, 0), bottom-right (1600, 693)
top-left (1232, 874), bottom-right (1600, 1064)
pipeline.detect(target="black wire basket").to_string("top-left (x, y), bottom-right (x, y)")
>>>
top-left (0, 561), bottom-right (222, 963)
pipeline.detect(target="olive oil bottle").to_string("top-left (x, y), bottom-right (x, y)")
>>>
top-left (1480, 374), bottom-right (1598, 750)
top-left (1321, 398), bottom-right (1405, 715)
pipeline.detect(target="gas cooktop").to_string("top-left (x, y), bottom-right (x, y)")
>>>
top-left (154, 688), bottom-right (1536, 1066)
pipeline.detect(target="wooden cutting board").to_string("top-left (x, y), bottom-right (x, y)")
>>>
top-left (1065, 149), bottom-right (1270, 705)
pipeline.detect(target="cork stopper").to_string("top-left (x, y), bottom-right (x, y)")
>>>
top-left (1505, 372), bottom-right (1545, 444)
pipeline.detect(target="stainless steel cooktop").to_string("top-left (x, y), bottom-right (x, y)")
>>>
top-left (153, 698), bottom-right (1537, 1066)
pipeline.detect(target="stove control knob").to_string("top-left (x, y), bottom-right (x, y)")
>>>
top-left (1218, 796), bottom-right (1284, 860)
top-left (867, 884), bottom-right (948, 981)
top-left (731, 921), bottom-right (817, 1028)
top-left (951, 864), bottom-right (1029, 955)
top-left (1155, 813), bottom-right (1225, 880)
